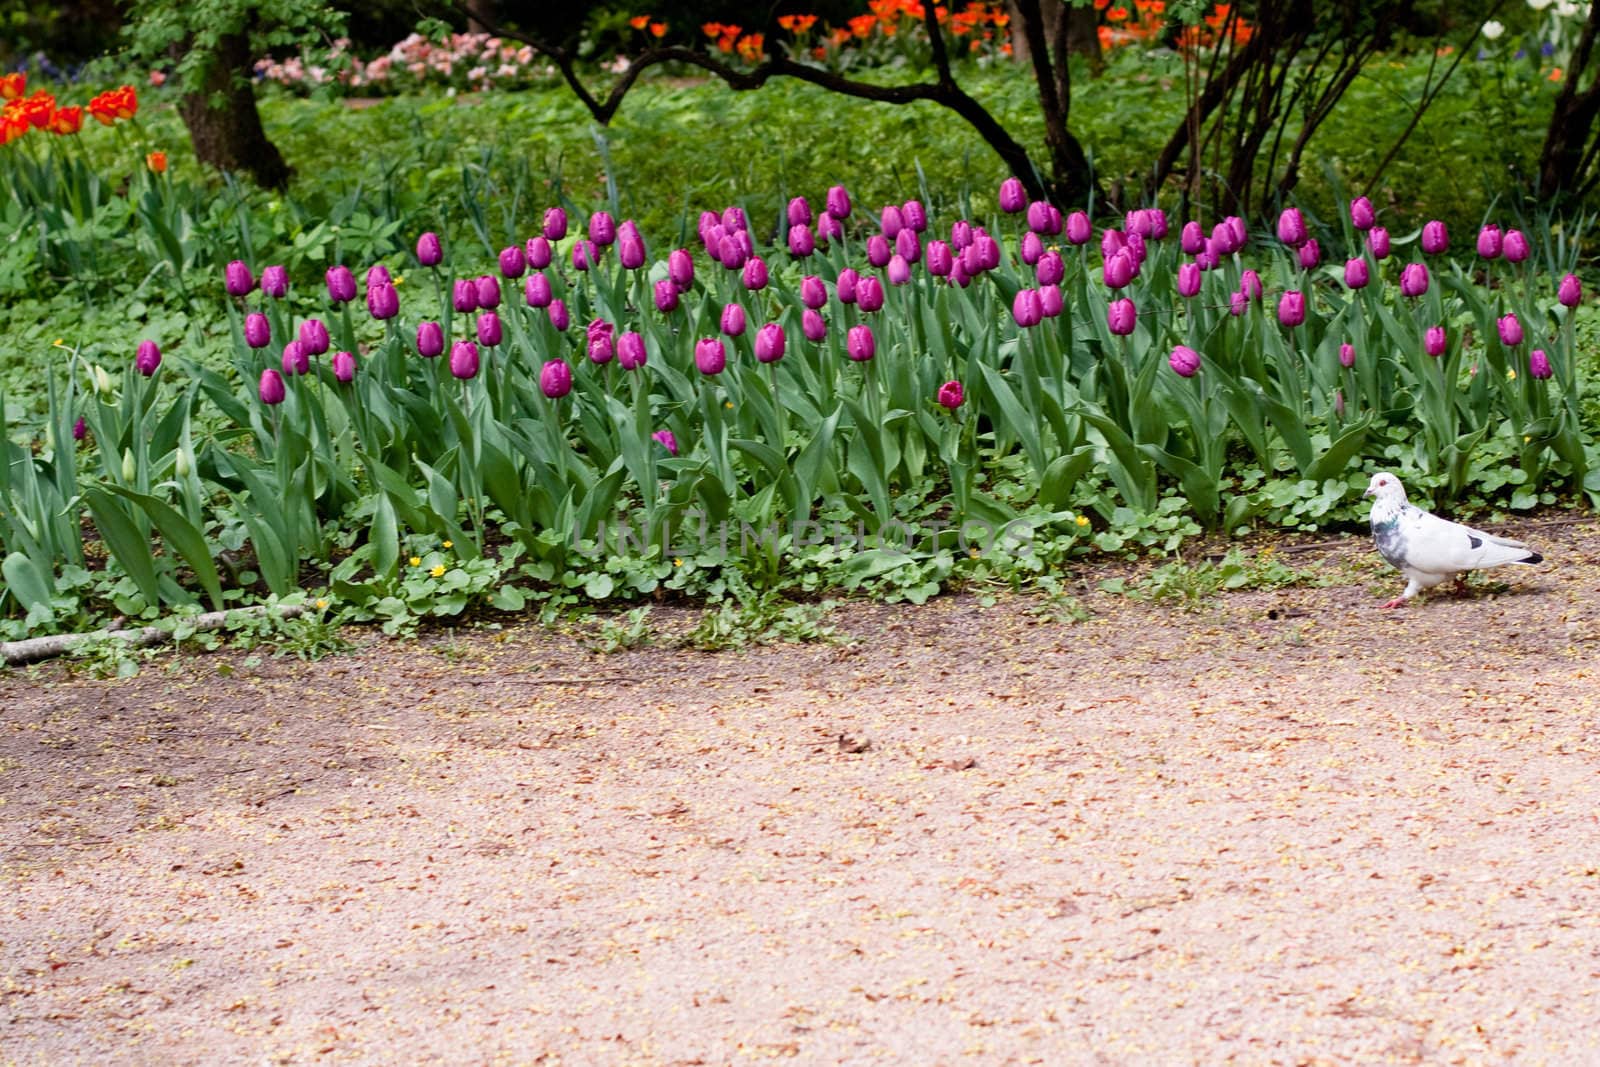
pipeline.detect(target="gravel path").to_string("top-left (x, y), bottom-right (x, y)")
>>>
top-left (3, 526), bottom-right (1599, 1065)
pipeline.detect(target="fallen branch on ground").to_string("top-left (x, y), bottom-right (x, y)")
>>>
top-left (1, 604), bottom-right (307, 667)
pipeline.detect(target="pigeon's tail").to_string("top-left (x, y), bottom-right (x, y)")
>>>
top-left (1475, 534), bottom-right (1541, 568)
top-left (1519, 550), bottom-right (1544, 565)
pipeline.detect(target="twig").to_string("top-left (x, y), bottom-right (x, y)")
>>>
top-left (1, 604), bottom-right (307, 667)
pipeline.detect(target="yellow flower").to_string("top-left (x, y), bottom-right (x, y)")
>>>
top-left (673, 558), bottom-right (683, 567)
top-left (1075, 515), bottom-right (1090, 527)
top-left (1507, 368), bottom-right (1517, 380)
top-left (968, 547), bottom-right (980, 559)
top-left (724, 400), bottom-right (734, 409)
top-left (315, 597), bottom-right (329, 610)
top-left (430, 564), bottom-right (446, 578)
top-left (442, 540), bottom-right (452, 549)
top-left (392, 275), bottom-right (405, 286)
top-left (409, 556), bottom-right (422, 567)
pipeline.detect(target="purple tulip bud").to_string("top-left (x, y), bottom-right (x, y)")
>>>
top-left (548, 299), bottom-right (569, 331)
top-left (742, 256), bottom-right (769, 291)
top-left (1107, 297), bottom-right (1137, 336)
top-left (1125, 209), bottom-right (1153, 238)
top-left (587, 332), bottom-right (613, 365)
top-left (998, 177), bottom-right (1026, 213)
top-left (1477, 224), bottom-right (1502, 259)
top-left (1559, 273), bottom-right (1582, 307)
top-left (297, 318), bottom-right (328, 356)
top-left (950, 261), bottom-right (971, 288)
top-left (1210, 221), bottom-right (1237, 255)
top-left (1178, 261), bottom-right (1202, 298)
top-left (618, 231), bottom-right (646, 271)
top-left (975, 232), bottom-right (1001, 271)
top-left (894, 228), bottom-right (920, 264)
top-left (1103, 250), bottom-right (1134, 289)
top-left (1064, 211), bottom-right (1091, 246)
top-left (1339, 342), bottom-right (1356, 368)
top-left (865, 233), bottom-right (891, 269)
top-left (1025, 200), bottom-right (1060, 236)
top-left (1181, 221), bottom-right (1206, 255)
top-left (1344, 257), bottom-right (1369, 289)
top-left (837, 268), bottom-right (859, 304)
top-left (587, 211), bottom-right (616, 247)
top-left (1020, 231), bottom-right (1044, 266)
top-left (477, 311), bottom-right (502, 348)
top-left (717, 234), bottom-right (747, 270)
top-left (281, 340), bottom-right (309, 376)
top-left (856, 275), bottom-right (885, 313)
top-left (225, 260), bottom-right (254, 297)
top-left (572, 240), bottom-right (598, 272)
top-left (416, 232), bottom-right (443, 267)
top-left (539, 359), bottom-right (572, 398)
top-left (1013, 288), bottom-right (1043, 328)
top-left (1226, 215), bottom-right (1247, 247)
top-left (886, 255), bottom-right (912, 286)
top-left (1125, 232), bottom-right (1147, 264)
top-left (826, 184), bottom-right (852, 219)
top-left (721, 205), bottom-right (747, 232)
top-left (542, 207), bottom-right (567, 241)
top-left (135, 339), bottom-right (161, 376)
top-left (1350, 196), bottom-right (1375, 230)
top-left (474, 275), bottom-right (501, 310)
top-left (698, 211), bottom-right (720, 246)
top-left (1101, 228), bottom-right (1127, 260)
top-left (1169, 345), bottom-right (1201, 378)
top-left (1400, 262), bottom-right (1430, 298)
top-left (1503, 229), bottom-right (1530, 263)
top-left (1425, 325), bottom-right (1447, 357)
top-left (1195, 248), bottom-right (1219, 272)
top-left (720, 303), bottom-right (747, 337)
top-left (788, 223), bottom-right (815, 257)
top-left (1529, 348), bottom-right (1553, 379)
top-left (1367, 226), bottom-right (1391, 260)
top-left (937, 380), bottom-right (964, 410)
top-left (846, 324), bottom-right (876, 362)
top-left (366, 265), bottom-right (391, 290)
top-left (1421, 220), bottom-right (1449, 255)
top-left (1498, 313), bottom-right (1523, 346)
top-left (666, 248), bottom-right (694, 291)
top-left (925, 240), bottom-right (953, 278)
top-left (367, 282), bottom-right (399, 320)
top-left (653, 279), bottom-right (679, 312)
top-left (326, 265), bottom-right (356, 304)
top-left (332, 350), bottom-right (357, 383)
top-left (524, 273), bottom-right (552, 308)
top-left (902, 200), bottom-right (927, 232)
top-left (259, 368), bottom-right (285, 406)
top-left (695, 337), bottom-right (727, 375)
top-left (261, 265), bottom-right (288, 298)
top-left (453, 278), bottom-right (478, 313)
top-left (1040, 284), bottom-right (1063, 318)
top-left (950, 219), bottom-right (973, 249)
top-left (816, 212), bottom-right (842, 242)
top-left (1276, 207), bottom-right (1308, 247)
top-left (880, 204), bottom-right (905, 238)
top-left (1334, 389), bottom-right (1345, 417)
top-left (523, 236), bottom-right (551, 270)
top-left (653, 429), bottom-right (678, 455)
top-left (1229, 289), bottom-right (1248, 317)
top-left (754, 322), bottom-right (786, 364)
top-left (245, 312), bottom-right (271, 349)
top-left (787, 196), bottom-right (812, 226)
top-left (1297, 238), bottom-right (1321, 270)
top-left (785, 278), bottom-right (820, 314)
top-left (1035, 250), bottom-right (1064, 287)
top-left (73, 416), bottom-right (87, 441)
top-left (1277, 290), bottom-right (1306, 327)
top-left (617, 331), bottom-right (647, 371)
top-left (492, 244), bottom-right (524, 280)
top-left (1149, 209), bottom-right (1170, 239)
top-left (802, 309), bottom-right (827, 342)
top-left (416, 321), bottom-right (444, 357)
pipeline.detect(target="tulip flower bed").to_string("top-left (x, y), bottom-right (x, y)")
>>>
top-left (3, 175), bottom-right (1594, 641)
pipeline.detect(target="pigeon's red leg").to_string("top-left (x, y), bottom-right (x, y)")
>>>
top-left (1380, 596), bottom-right (1407, 609)
top-left (1453, 575), bottom-right (1470, 595)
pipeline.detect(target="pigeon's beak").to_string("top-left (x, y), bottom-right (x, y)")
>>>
top-left (1363, 487), bottom-right (1374, 498)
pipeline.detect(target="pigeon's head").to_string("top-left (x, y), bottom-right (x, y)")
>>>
top-left (1364, 472), bottom-right (1408, 503)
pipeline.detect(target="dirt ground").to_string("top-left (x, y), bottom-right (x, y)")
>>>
top-left (3, 524), bottom-right (1600, 1065)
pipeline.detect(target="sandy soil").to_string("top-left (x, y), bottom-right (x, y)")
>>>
top-left (3, 525), bottom-right (1600, 1065)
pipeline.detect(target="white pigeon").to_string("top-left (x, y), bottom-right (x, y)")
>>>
top-left (1365, 472), bottom-right (1542, 608)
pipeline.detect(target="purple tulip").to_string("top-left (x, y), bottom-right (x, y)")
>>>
top-left (225, 260), bottom-right (254, 297)
top-left (525, 236), bottom-right (552, 270)
top-left (1169, 345), bottom-right (1201, 378)
top-left (326, 265), bottom-right (356, 304)
top-left (1425, 325), bottom-right (1447, 357)
top-left (1529, 349), bottom-right (1553, 379)
top-left (524, 273), bottom-right (552, 309)
top-left (1177, 261), bottom-right (1201, 298)
top-left (1276, 207), bottom-right (1307, 247)
top-left (754, 322), bottom-right (786, 364)
top-left (1350, 196), bottom-right (1375, 230)
top-left (865, 234), bottom-right (891, 268)
top-left (653, 279), bottom-right (679, 312)
top-left (1278, 290), bottom-right (1306, 327)
top-left (902, 200), bottom-right (927, 232)
top-left (817, 212), bottom-right (842, 242)
top-left (1040, 284), bottom-right (1063, 318)
top-left (366, 282), bottom-right (399, 320)
top-left (1559, 273), bottom-right (1582, 307)
top-left (846, 324), bottom-right (875, 362)
top-left (332, 350), bottom-right (357, 383)
top-left (446, 341), bottom-right (478, 380)
top-left (1181, 221), bottom-right (1205, 255)
top-left (587, 211), bottom-right (616, 247)
top-left (743, 256), bottom-right (769, 291)
top-left (788, 224), bottom-right (815, 257)
top-left (1226, 215), bottom-right (1247, 247)
top-left (477, 312), bottom-right (502, 348)
top-left (539, 359), bottom-right (572, 398)
top-left (1107, 297), bottom-right (1137, 336)
top-left (73, 416), bottom-right (86, 441)
top-left (721, 205), bottom-right (748, 233)
top-left (826, 184), bottom-right (852, 219)
top-left (837, 268), bottom-right (859, 304)
top-left (1066, 211), bottom-right (1093, 246)
top-left (416, 321), bottom-right (444, 358)
top-left (1420, 220), bottom-right (1449, 255)
top-left (1400, 262), bottom-right (1430, 298)
top-left (294, 319), bottom-right (326, 357)
top-left (720, 303), bottom-right (747, 337)
top-left (1013, 288), bottom-right (1043, 328)
top-left (1339, 342), bottom-right (1356, 368)
top-left (1210, 221), bottom-right (1238, 255)
top-left (1103, 250), bottom-right (1134, 289)
top-left (1034, 250), bottom-right (1064, 287)
top-left (281, 341), bottom-right (309, 376)
top-left (1020, 231), bottom-right (1044, 267)
top-left (453, 278), bottom-right (478, 313)
top-left (856, 275), bottom-right (885, 313)
top-left (1344, 257), bottom-right (1369, 289)
top-left (1498, 313), bottom-right (1523, 346)
top-left (135, 339), bottom-right (161, 376)
top-left (666, 249), bottom-right (694, 292)
top-left (542, 207), bottom-right (567, 241)
top-left (548, 299), bottom-right (569, 331)
top-left (880, 205), bottom-right (905, 239)
top-left (366, 265), bottom-right (391, 290)
top-left (787, 196), bottom-right (812, 226)
top-left (259, 368), bottom-right (285, 406)
top-left (1297, 238), bottom-right (1321, 270)
top-left (1026, 201), bottom-right (1060, 236)
top-left (572, 240), bottom-right (598, 272)
top-left (617, 331), bottom-right (647, 371)
top-left (886, 255), bottom-right (912, 286)
top-left (974, 232), bottom-right (1001, 271)
top-left (800, 275), bottom-right (828, 309)
top-left (894, 228), bottom-right (920, 263)
top-left (474, 275), bottom-right (501, 310)
top-left (653, 429), bottom-right (678, 455)
top-left (695, 337), bottom-right (727, 375)
top-left (261, 265), bottom-right (288, 298)
top-left (1125, 209), bottom-right (1153, 238)
top-left (950, 261), bottom-right (971, 288)
top-left (416, 232), bottom-right (443, 267)
top-left (926, 240), bottom-right (953, 278)
top-left (998, 177), bottom-right (1026, 213)
top-left (802, 309), bottom-right (828, 342)
top-left (1101, 228), bottom-right (1127, 260)
top-left (950, 219), bottom-right (973, 249)
top-left (937, 380), bottom-right (964, 410)
top-left (244, 312), bottom-right (270, 349)
top-left (1477, 224), bottom-right (1502, 259)
top-left (1229, 289), bottom-right (1248, 317)
top-left (618, 231), bottom-right (646, 271)
top-left (716, 234), bottom-right (747, 270)
top-left (1367, 226), bottom-right (1391, 260)
top-left (1195, 248), bottom-right (1219, 272)
top-left (1503, 229), bottom-right (1530, 263)
top-left (1125, 232), bottom-right (1147, 265)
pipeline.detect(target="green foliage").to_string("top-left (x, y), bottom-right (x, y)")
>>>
top-left (120, 0), bottom-right (346, 100)
top-left (1101, 546), bottom-right (1321, 611)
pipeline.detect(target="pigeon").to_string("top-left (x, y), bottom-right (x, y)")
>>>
top-left (1365, 472), bottom-right (1542, 608)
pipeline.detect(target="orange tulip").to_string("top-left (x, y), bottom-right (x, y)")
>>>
top-left (0, 72), bottom-right (24, 101)
top-left (146, 150), bottom-right (168, 173)
top-left (48, 105), bottom-right (83, 135)
top-left (649, 21), bottom-right (667, 37)
top-left (628, 14), bottom-right (649, 29)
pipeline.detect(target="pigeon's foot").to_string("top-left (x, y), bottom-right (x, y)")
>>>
top-left (1380, 596), bottom-right (1408, 610)
top-left (1453, 575), bottom-right (1471, 595)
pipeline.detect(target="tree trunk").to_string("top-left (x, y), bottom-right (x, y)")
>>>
top-left (1538, 2), bottom-right (1600, 199)
top-left (176, 31), bottom-right (291, 190)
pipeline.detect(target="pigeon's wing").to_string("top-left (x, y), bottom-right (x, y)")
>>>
top-left (1398, 506), bottom-right (1539, 574)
